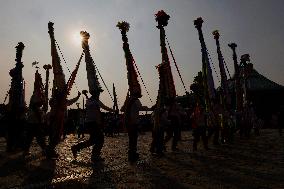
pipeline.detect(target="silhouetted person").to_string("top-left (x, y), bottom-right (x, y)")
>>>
top-left (77, 110), bottom-right (85, 138)
top-left (211, 102), bottom-right (222, 145)
top-left (164, 102), bottom-right (185, 151)
top-left (121, 95), bottom-right (151, 162)
top-left (253, 117), bottom-right (262, 136)
top-left (279, 112), bottom-right (283, 136)
top-left (71, 92), bottom-right (115, 163)
top-left (6, 107), bottom-right (26, 152)
top-left (240, 106), bottom-right (251, 139)
top-left (46, 90), bottom-right (80, 159)
top-left (0, 104), bottom-right (8, 139)
top-left (191, 105), bottom-right (209, 151)
top-left (150, 106), bottom-right (170, 156)
top-left (23, 97), bottom-right (47, 156)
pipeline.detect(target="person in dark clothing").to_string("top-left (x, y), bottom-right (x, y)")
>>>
top-left (0, 104), bottom-right (8, 139)
top-left (77, 111), bottom-right (85, 138)
top-left (6, 108), bottom-right (26, 152)
top-left (164, 116), bottom-right (180, 151)
top-left (164, 102), bottom-right (185, 151)
top-left (71, 92), bottom-right (115, 163)
top-left (211, 103), bottom-right (222, 145)
top-left (240, 105), bottom-right (250, 139)
top-left (253, 117), bottom-right (262, 136)
top-left (150, 106), bottom-right (170, 156)
top-left (278, 108), bottom-right (283, 136)
top-left (23, 98), bottom-right (47, 156)
top-left (46, 90), bottom-right (81, 159)
top-left (105, 114), bottom-right (115, 137)
top-left (121, 95), bottom-right (151, 162)
top-left (191, 105), bottom-right (209, 151)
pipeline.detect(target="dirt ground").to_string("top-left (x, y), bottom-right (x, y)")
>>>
top-left (0, 129), bottom-right (283, 189)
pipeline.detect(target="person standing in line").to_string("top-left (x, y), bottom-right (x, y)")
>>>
top-left (191, 105), bottom-right (209, 151)
top-left (121, 94), bottom-right (152, 162)
top-left (150, 105), bottom-right (170, 156)
top-left (211, 102), bottom-right (222, 145)
top-left (117, 21), bottom-right (153, 162)
top-left (164, 101), bottom-right (185, 151)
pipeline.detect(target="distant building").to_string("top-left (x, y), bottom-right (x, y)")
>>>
top-left (243, 64), bottom-right (284, 123)
top-left (229, 63), bottom-right (284, 126)
top-left (177, 63), bottom-right (284, 127)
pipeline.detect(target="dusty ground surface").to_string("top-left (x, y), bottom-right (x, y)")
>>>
top-left (0, 129), bottom-right (283, 189)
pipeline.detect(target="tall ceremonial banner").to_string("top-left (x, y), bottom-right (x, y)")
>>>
top-left (48, 22), bottom-right (66, 94)
top-left (240, 54), bottom-right (251, 106)
top-left (228, 43), bottom-right (242, 112)
top-left (66, 53), bottom-right (84, 95)
top-left (117, 21), bottom-right (142, 98)
top-left (155, 10), bottom-right (176, 107)
top-left (48, 22), bottom-right (83, 140)
top-left (81, 31), bottom-right (103, 98)
top-left (48, 21), bottom-right (67, 138)
top-left (117, 21), bottom-right (143, 129)
top-left (153, 10), bottom-right (177, 133)
top-left (8, 42), bottom-right (26, 115)
top-left (194, 17), bottom-right (216, 109)
top-left (213, 30), bottom-right (229, 106)
top-left (30, 69), bottom-right (45, 106)
top-left (43, 64), bottom-right (52, 112)
top-left (113, 83), bottom-right (119, 112)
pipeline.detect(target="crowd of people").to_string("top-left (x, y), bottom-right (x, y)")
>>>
top-left (2, 92), bottom-right (283, 164)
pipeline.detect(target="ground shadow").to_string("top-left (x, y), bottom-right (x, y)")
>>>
top-left (22, 159), bottom-right (56, 187)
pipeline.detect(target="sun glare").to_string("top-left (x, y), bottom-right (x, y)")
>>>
top-left (72, 32), bottom-right (82, 46)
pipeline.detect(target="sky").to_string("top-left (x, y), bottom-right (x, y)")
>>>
top-left (0, 0), bottom-right (284, 109)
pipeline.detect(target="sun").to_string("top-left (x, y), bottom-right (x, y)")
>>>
top-left (71, 32), bottom-right (82, 46)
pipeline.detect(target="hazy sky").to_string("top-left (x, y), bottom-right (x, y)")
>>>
top-left (0, 0), bottom-right (284, 109)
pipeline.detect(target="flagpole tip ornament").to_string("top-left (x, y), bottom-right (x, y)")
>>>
top-left (16, 42), bottom-right (25, 50)
top-left (194, 17), bottom-right (203, 29)
top-left (80, 31), bottom-right (103, 98)
top-left (80, 31), bottom-right (90, 40)
top-left (241, 54), bottom-right (250, 62)
top-left (80, 31), bottom-right (90, 49)
top-left (32, 61), bottom-right (40, 70)
top-left (32, 61), bottom-right (39, 66)
top-left (190, 83), bottom-right (199, 93)
top-left (155, 10), bottom-right (170, 27)
top-left (228, 43), bottom-right (237, 49)
top-left (82, 90), bottom-right (89, 98)
top-left (43, 64), bottom-right (52, 70)
top-left (48, 22), bottom-right (54, 35)
top-left (116, 21), bottom-right (130, 32)
top-left (15, 42), bottom-right (25, 63)
top-left (212, 30), bottom-right (220, 39)
top-left (82, 90), bottom-right (88, 95)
